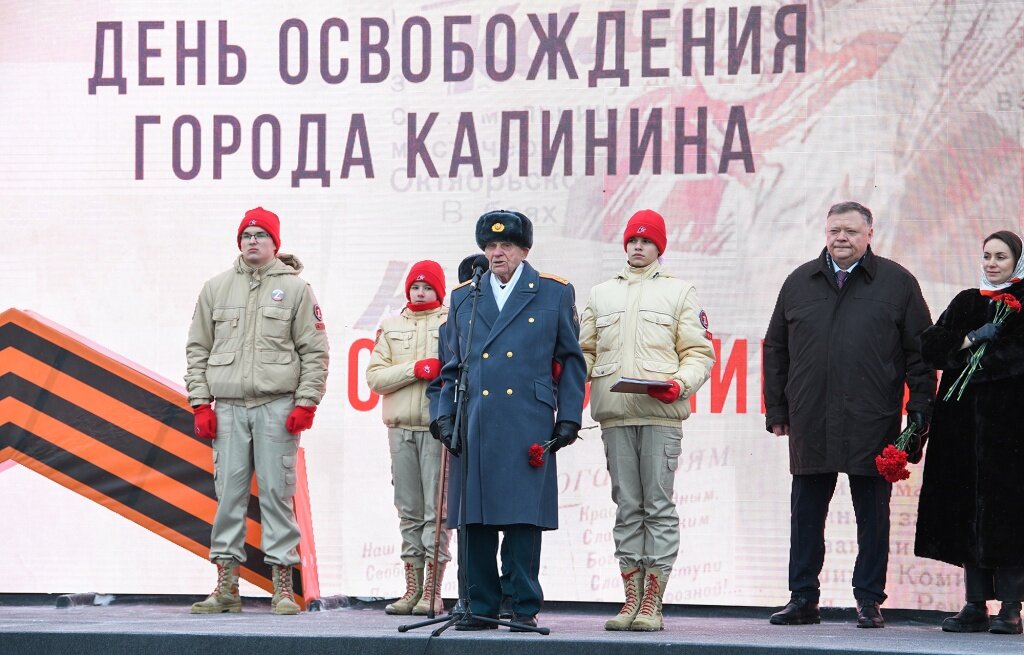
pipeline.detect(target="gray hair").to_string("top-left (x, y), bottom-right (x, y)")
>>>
top-left (827, 201), bottom-right (873, 226)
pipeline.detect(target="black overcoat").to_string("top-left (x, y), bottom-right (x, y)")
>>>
top-left (763, 247), bottom-right (935, 475)
top-left (915, 280), bottom-right (1024, 567)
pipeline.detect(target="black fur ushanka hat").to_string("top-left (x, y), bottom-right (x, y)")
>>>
top-left (475, 210), bottom-right (533, 250)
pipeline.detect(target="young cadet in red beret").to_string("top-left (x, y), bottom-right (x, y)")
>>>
top-left (186, 207), bottom-right (329, 615)
top-left (579, 209), bottom-right (715, 631)
top-left (366, 261), bottom-right (451, 616)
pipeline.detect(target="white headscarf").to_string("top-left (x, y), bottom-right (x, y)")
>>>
top-left (979, 231), bottom-right (1024, 292)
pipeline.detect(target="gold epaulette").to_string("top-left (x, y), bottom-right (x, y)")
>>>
top-left (452, 279), bottom-right (472, 291)
top-left (539, 272), bottom-right (570, 285)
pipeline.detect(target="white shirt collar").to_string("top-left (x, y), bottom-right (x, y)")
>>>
top-left (489, 261), bottom-right (525, 311)
top-left (829, 254), bottom-right (859, 274)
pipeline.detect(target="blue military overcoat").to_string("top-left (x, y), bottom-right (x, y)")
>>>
top-left (438, 261), bottom-right (586, 530)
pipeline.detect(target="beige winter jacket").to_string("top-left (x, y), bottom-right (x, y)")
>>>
top-left (579, 261), bottom-right (715, 428)
top-left (185, 254), bottom-right (329, 408)
top-left (366, 305), bottom-right (448, 431)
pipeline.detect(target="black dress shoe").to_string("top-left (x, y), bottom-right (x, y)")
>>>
top-left (454, 616), bottom-right (499, 631)
top-left (769, 598), bottom-right (820, 625)
top-left (941, 602), bottom-right (989, 633)
top-left (499, 595), bottom-right (514, 620)
top-left (856, 601), bottom-right (884, 628)
top-left (989, 602), bottom-right (1023, 635)
top-left (509, 614), bottom-right (538, 632)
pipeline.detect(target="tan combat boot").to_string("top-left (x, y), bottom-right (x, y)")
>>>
top-left (412, 561), bottom-right (446, 615)
top-left (191, 558), bottom-right (241, 614)
top-left (271, 564), bottom-right (301, 615)
top-left (604, 567), bottom-right (643, 630)
top-left (385, 562), bottom-right (424, 615)
top-left (630, 569), bottom-right (668, 631)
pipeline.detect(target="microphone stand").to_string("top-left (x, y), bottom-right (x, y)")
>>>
top-left (399, 267), bottom-right (548, 636)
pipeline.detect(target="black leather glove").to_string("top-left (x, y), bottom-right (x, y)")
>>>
top-left (549, 420), bottom-right (580, 453)
top-left (967, 322), bottom-right (1001, 346)
top-left (430, 415), bottom-right (459, 456)
top-left (906, 411), bottom-right (930, 464)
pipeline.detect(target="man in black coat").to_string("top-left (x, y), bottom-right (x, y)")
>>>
top-left (763, 201), bottom-right (936, 628)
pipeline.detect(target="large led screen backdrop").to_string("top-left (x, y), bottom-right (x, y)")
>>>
top-left (2, 1), bottom-right (1022, 610)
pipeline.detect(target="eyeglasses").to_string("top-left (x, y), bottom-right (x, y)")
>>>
top-left (241, 231), bottom-right (271, 241)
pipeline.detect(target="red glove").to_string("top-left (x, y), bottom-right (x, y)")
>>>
top-left (647, 380), bottom-right (681, 404)
top-left (551, 359), bottom-right (563, 383)
top-left (193, 404), bottom-right (217, 440)
top-left (286, 405), bottom-right (317, 435)
top-left (414, 358), bottom-right (442, 380)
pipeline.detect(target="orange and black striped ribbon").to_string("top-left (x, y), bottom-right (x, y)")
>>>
top-left (0, 309), bottom-right (311, 602)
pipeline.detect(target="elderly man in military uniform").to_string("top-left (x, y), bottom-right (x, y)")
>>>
top-left (433, 210), bottom-right (587, 631)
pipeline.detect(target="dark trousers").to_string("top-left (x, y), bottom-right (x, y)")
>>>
top-left (465, 524), bottom-right (543, 618)
top-left (789, 473), bottom-right (892, 604)
top-left (965, 564), bottom-right (1024, 602)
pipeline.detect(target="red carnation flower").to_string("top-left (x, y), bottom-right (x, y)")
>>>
top-left (528, 443), bottom-right (546, 468)
top-left (873, 418), bottom-right (922, 483)
top-left (527, 439), bottom-right (559, 468)
top-left (875, 445), bottom-right (910, 483)
top-left (999, 294), bottom-right (1022, 313)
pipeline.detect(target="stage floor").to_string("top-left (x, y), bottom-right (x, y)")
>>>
top-left (1, 597), bottom-right (1022, 655)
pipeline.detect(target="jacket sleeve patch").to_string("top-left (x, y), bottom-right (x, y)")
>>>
top-left (699, 309), bottom-right (712, 340)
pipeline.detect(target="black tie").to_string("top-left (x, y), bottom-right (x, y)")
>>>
top-left (836, 270), bottom-right (849, 289)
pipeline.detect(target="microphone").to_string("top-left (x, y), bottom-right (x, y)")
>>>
top-left (470, 255), bottom-right (489, 288)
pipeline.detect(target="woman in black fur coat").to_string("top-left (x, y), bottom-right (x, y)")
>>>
top-left (915, 230), bottom-right (1024, 635)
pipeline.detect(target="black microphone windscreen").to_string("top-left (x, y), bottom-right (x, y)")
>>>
top-left (472, 255), bottom-right (489, 272)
